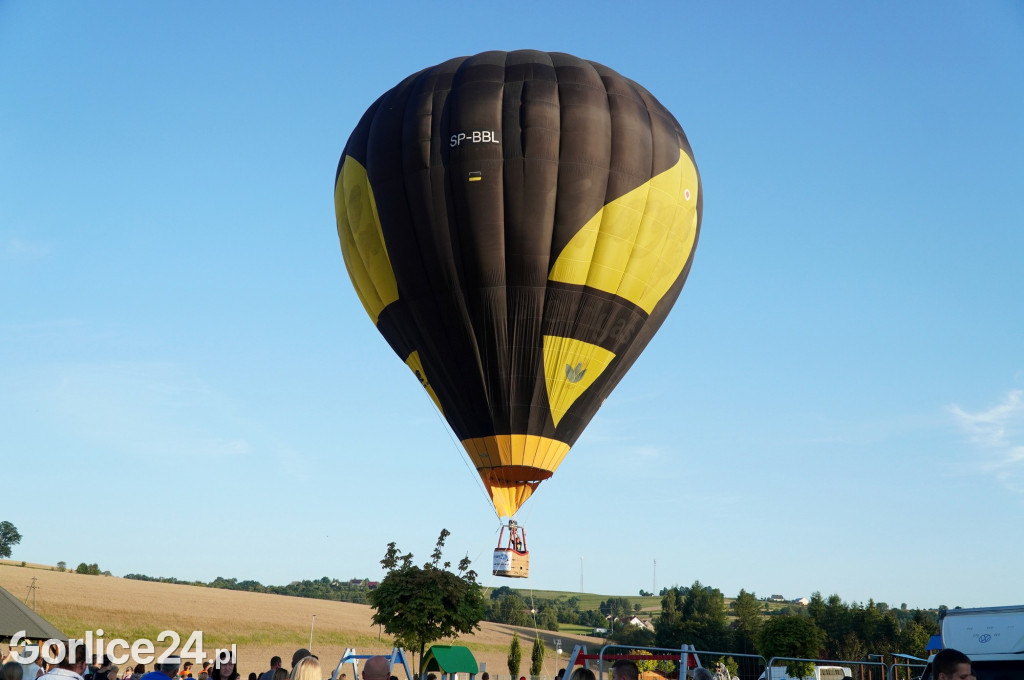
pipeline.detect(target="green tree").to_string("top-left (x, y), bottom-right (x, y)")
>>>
top-left (600, 597), bottom-right (633, 620)
top-left (732, 589), bottom-right (764, 654)
top-left (538, 607), bottom-right (560, 631)
top-left (757, 615), bottom-right (825, 680)
top-left (508, 631), bottom-right (522, 678)
top-left (717, 658), bottom-right (740, 679)
top-left (0, 521), bottom-right (22, 559)
top-left (495, 593), bottom-right (531, 626)
top-left (530, 636), bottom-right (545, 676)
top-left (490, 585), bottom-right (520, 601)
top-left (56, 561), bottom-right (67, 572)
top-left (633, 650), bottom-right (657, 674)
top-left (898, 619), bottom-right (934, 658)
top-left (368, 530), bottom-right (486, 672)
top-left (655, 581), bottom-right (731, 650)
top-left (610, 622), bottom-right (655, 647)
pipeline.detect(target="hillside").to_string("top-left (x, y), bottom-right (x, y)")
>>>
top-left (0, 564), bottom-right (602, 678)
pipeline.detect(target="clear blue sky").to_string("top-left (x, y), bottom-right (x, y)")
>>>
top-left (2, 2), bottom-right (1022, 612)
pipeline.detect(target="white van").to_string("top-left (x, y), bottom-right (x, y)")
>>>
top-left (921, 605), bottom-right (1024, 680)
top-left (757, 666), bottom-right (852, 680)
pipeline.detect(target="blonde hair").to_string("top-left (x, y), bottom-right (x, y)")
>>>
top-left (291, 657), bottom-right (321, 680)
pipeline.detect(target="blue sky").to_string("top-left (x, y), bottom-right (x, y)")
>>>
top-left (2, 2), bottom-right (1022, 612)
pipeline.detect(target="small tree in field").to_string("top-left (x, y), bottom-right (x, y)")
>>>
top-left (508, 631), bottom-right (522, 678)
top-left (529, 636), bottom-right (545, 676)
top-left (367, 530), bottom-right (485, 673)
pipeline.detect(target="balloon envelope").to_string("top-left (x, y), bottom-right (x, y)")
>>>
top-left (335, 50), bottom-right (701, 517)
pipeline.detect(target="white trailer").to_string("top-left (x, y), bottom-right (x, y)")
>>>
top-left (757, 666), bottom-right (852, 680)
top-left (922, 605), bottom-right (1024, 680)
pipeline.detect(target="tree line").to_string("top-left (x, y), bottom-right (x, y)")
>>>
top-left (124, 573), bottom-right (374, 603)
top-left (605, 582), bottom-right (939, 665)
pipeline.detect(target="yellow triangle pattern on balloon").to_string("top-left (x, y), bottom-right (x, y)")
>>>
top-left (543, 336), bottom-right (616, 427)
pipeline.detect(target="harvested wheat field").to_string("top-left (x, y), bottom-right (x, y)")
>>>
top-left (0, 564), bottom-right (600, 679)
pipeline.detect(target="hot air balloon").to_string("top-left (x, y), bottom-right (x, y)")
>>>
top-left (334, 50), bottom-right (701, 577)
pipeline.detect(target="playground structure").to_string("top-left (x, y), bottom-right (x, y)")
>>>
top-left (422, 645), bottom-right (480, 680)
top-left (330, 648), bottom-right (414, 680)
top-left (331, 646), bottom-right (479, 680)
top-left (327, 643), bottom-right (924, 680)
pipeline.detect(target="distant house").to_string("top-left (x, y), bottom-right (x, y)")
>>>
top-left (770, 594), bottom-right (786, 602)
top-left (367, 581), bottom-right (380, 589)
top-left (627, 616), bottom-right (655, 631)
top-left (793, 597), bottom-right (810, 606)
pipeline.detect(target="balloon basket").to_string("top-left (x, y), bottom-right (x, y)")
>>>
top-left (492, 520), bottom-right (529, 578)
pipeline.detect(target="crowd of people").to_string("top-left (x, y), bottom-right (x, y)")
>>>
top-left (0, 645), bottom-right (977, 680)
top-left (0, 645), bottom-right (326, 680)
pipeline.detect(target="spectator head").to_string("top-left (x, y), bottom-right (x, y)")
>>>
top-left (272, 669), bottom-right (288, 680)
top-left (291, 657), bottom-right (322, 680)
top-left (291, 651), bottom-right (311, 671)
top-left (156, 656), bottom-right (182, 679)
top-left (694, 670), bottom-right (714, 680)
top-left (361, 657), bottom-right (389, 680)
top-left (270, 658), bottom-right (282, 671)
top-left (612, 661), bottom-right (639, 680)
top-left (570, 669), bottom-right (596, 680)
top-left (2, 661), bottom-right (24, 680)
top-left (210, 655), bottom-right (237, 680)
top-left (934, 650), bottom-right (971, 680)
top-left (481, 674), bottom-right (490, 680)
top-left (53, 641), bottom-right (89, 675)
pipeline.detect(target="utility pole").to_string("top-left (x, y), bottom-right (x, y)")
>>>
top-left (308, 614), bottom-right (316, 652)
top-left (24, 578), bottom-right (38, 610)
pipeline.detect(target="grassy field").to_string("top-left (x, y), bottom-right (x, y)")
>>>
top-left (504, 590), bottom-right (662, 613)
top-left (0, 563), bottom-right (602, 679)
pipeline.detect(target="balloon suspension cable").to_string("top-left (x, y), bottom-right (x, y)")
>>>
top-left (421, 387), bottom-right (500, 520)
top-left (530, 586), bottom-right (541, 637)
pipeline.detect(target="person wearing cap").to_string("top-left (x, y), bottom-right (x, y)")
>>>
top-left (138, 657), bottom-right (180, 680)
